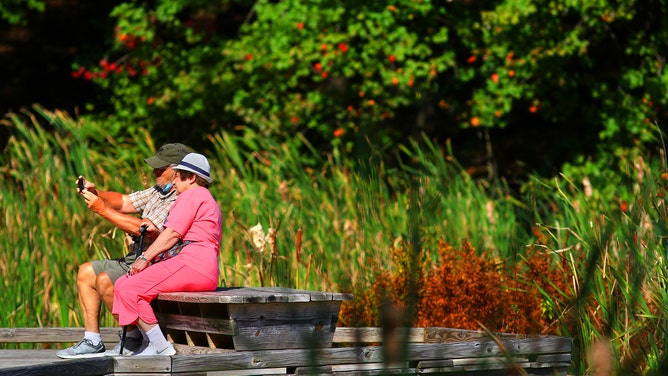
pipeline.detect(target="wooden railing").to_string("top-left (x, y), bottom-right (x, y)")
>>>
top-left (0, 326), bottom-right (561, 345)
top-left (0, 326), bottom-right (572, 376)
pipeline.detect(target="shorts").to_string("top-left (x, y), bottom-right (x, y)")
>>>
top-left (91, 254), bottom-right (136, 284)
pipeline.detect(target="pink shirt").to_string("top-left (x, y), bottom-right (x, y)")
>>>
top-left (162, 186), bottom-right (222, 284)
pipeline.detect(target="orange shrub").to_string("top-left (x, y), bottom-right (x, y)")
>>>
top-left (416, 240), bottom-right (508, 330)
top-left (339, 238), bottom-right (574, 335)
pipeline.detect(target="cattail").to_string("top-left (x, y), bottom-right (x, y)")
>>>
top-left (295, 228), bottom-right (302, 263)
top-left (267, 227), bottom-right (277, 258)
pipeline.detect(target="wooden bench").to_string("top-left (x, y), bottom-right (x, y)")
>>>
top-left (152, 286), bottom-right (354, 351)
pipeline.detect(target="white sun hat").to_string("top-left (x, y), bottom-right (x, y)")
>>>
top-left (174, 153), bottom-right (213, 183)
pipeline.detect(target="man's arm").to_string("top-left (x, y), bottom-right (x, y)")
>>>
top-left (78, 176), bottom-right (137, 213)
top-left (81, 190), bottom-right (155, 237)
top-left (97, 190), bottom-right (137, 213)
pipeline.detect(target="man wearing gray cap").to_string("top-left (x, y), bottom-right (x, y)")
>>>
top-left (57, 143), bottom-right (192, 359)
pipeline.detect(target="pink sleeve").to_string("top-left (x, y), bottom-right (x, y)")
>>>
top-left (162, 190), bottom-right (197, 237)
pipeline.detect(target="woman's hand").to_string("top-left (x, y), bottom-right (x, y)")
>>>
top-left (130, 255), bottom-right (149, 275)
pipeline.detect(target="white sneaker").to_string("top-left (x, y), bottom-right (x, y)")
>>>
top-left (133, 341), bottom-right (176, 356)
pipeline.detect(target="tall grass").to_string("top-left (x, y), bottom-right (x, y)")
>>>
top-left (0, 107), bottom-right (159, 330)
top-left (2, 106), bottom-right (668, 373)
top-left (523, 165), bottom-right (668, 374)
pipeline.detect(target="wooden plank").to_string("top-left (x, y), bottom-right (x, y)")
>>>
top-left (418, 358), bottom-right (533, 372)
top-left (451, 357), bottom-right (529, 366)
top-left (424, 327), bottom-right (530, 343)
top-left (333, 367), bottom-right (417, 375)
top-left (154, 312), bottom-right (235, 335)
top-left (417, 359), bottom-right (455, 368)
top-left (249, 287), bottom-right (328, 302)
top-left (332, 292), bottom-right (354, 301)
top-left (207, 368), bottom-right (288, 375)
top-left (294, 365), bottom-right (333, 374)
top-left (157, 287), bottom-right (311, 304)
top-left (0, 327), bottom-right (572, 354)
top-left (462, 362), bottom-right (531, 371)
top-left (530, 362), bottom-right (571, 368)
top-left (229, 301), bottom-right (341, 350)
top-left (171, 338), bottom-right (572, 373)
top-left (234, 324), bottom-right (337, 351)
top-left (418, 366), bottom-right (567, 376)
top-left (158, 288), bottom-right (259, 304)
top-left (535, 353), bottom-right (571, 362)
top-left (172, 343), bottom-right (233, 355)
top-left (157, 287), bottom-right (353, 304)
top-left (331, 362), bottom-right (409, 372)
top-left (229, 301), bottom-right (342, 323)
top-left (112, 355), bottom-right (172, 373)
top-left (333, 327), bottom-right (425, 344)
top-left (0, 328), bottom-right (121, 344)
top-left (0, 351), bottom-right (113, 376)
top-left (246, 287), bottom-right (352, 302)
top-left (0, 349), bottom-right (68, 368)
top-left (419, 364), bottom-right (520, 374)
top-left (418, 363), bottom-right (568, 375)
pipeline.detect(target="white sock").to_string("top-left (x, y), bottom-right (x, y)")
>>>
top-left (145, 325), bottom-right (169, 349)
top-left (84, 331), bottom-right (102, 345)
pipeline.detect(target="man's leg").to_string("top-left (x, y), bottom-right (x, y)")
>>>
top-left (78, 262), bottom-right (102, 333)
top-left (96, 271), bottom-right (115, 313)
top-left (56, 262), bottom-right (106, 358)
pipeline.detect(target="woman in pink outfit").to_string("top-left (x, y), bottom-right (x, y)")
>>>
top-left (112, 153), bottom-right (222, 356)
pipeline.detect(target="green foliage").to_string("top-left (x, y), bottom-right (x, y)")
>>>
top-left (0, 0), bottom-right (44, 25)
top-left (224, 0), bottom-right (455, 147)
top-left (68, 0), bottom-right (668, 169)
top-left (71, 0), bottom-right (250, 144)
top-left (475, 0), bottom-right (667, 144)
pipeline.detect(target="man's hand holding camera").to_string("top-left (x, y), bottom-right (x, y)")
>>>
top-left (76, 176), bottom-right (107, 215)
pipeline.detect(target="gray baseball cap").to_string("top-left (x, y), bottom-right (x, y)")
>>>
top-left (145, 143), bottom-right (193, 168)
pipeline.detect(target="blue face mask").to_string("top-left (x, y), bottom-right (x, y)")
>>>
top-left (161, 182), bottom-right (173, 193)
top-left (159, 168), bottom-right (177, 193)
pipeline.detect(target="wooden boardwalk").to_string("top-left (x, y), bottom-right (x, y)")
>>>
top-left (0, 327), bottom-right (572, 375)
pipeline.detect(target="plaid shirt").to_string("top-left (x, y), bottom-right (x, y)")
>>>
top-left (127, 186), bottom-right (177, 253)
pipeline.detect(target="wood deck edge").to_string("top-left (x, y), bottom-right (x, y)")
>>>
top-left (0, 327), bottom-right (571, 344)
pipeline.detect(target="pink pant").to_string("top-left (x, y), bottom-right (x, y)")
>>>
top-left (112, 259), bottom-right (217, 326)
